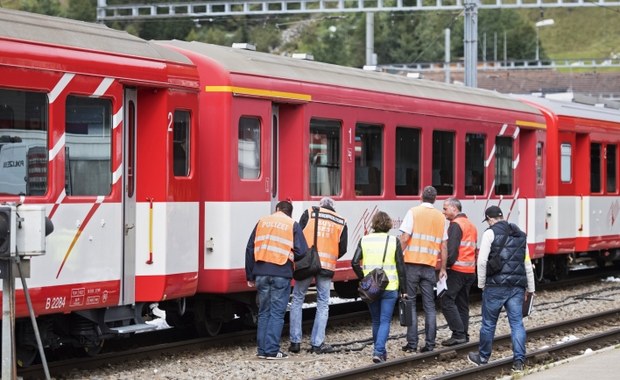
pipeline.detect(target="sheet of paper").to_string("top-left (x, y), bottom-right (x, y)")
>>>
top-left (436, 277), bottom-right (447, 297)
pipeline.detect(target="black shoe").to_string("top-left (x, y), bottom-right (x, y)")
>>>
top-left (420, 346), bottom-right (433, 353)
top-left (467, 352), bottom-right (488, 366)
top-left (310, 343), bottom-right (335, 354)
top-left (442, 337), bottom-right (467, 346)
top-left (265, 351), bottom-right (288, 360)
top-left (401, 344), bottom-right (417, 353)
top-left (512, 360), bottom-right (524, 372)
top-left (372, 354), bottom-right (386, 363)
top-left (289, 342), bottom-right (300, 353)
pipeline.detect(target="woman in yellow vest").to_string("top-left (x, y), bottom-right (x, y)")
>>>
top-left (352, 211), bottom-right (406, 363)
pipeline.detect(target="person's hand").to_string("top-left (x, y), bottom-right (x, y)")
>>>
top-left (401, 293), bottom-right (410, 299)
top-left (439, 268), bottom-right (447, 280)
top-left (525, 292), bottom-right (534, 302)
top-left (247, 280), bottom-right (255, 288)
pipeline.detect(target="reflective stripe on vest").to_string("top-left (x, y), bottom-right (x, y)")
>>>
top-left (361, 233), bottom-right (399, 291)
top-left (451, 217), bottom-right (477, 274)
top-left (404, 205), bottom-right (445, 267)
top-left (254, 211), bottom-right (295, 265)
top-left (303, 207), bottom-right (346, 271)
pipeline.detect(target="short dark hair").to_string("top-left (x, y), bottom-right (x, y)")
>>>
top-left (276, 200), bottom-right (293, 217)
top-left (422, 186), bottom-right (437, 203)
top-left (371, 211), bottom-right (393, 233)
top-left (445, 197), bottom-right (462, 212)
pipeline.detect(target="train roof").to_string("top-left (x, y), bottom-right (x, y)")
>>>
top-left (516, 95), bottom-right (620, 124)
top-left (161, 40), bottom-right (541, 116)
top-left (0, 8), bottom-right (191, 65)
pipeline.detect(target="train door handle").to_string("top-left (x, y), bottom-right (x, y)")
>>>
top-left (125, 224), bottom-right (135, 235)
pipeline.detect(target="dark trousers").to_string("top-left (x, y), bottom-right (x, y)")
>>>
top-left (441, 269), bottom-right (475, 340)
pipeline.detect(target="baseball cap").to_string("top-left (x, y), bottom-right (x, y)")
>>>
top-left (483, 205), bottom-right (503, 222)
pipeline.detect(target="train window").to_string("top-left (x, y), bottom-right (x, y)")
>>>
top-left (309, 119), bottom-right (341, 196)
top-left (494, 136), bottom-right (513, 195)
top-left (65, 96), bottom-right (112, 196)
top-left (536, 142), bottom-right (544, 185)
top-left (591, 143), bottom-right (602, 193)
top-left (607, 144), bottom-right (617, 193)
top-left (560, 143), bottom-right (572, 182)
top-left (173, 110), bottom-right (190, 177)
top-left (395, 127), bottom-right (420, 196)
top-left (432, 131), bottom-right (454, 195)
top-left (0, 89), bottom-right (48, 196)
top-left (238, 117), bottom-right (261, 179)
top-left (465, 134), bottom-right (485, 195)
top-left (355, 123), bottom-right (383, 196)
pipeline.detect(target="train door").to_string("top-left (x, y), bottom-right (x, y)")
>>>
top-left (270, 105), bottom-right (279, 211)
top-left (122, 88), bottom-right (137, 305)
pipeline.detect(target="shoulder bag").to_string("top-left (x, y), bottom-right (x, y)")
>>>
top-left (357, 235), bottom-right (390, 303)
top-left (293, 207), bottom-right (322, 281)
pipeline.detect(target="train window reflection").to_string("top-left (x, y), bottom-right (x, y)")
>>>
top-left (465, 134), bottom-right (485, 195)
top-left (591, 143), bottom-right (602, 193)
top-left (560, 144), bottom-right (572, 183)
top-left (309, 119), bottom-right (341, 196)
top-left (0, 89), bottom-right (48, 196)
top-left (238, 117), bottom-right (261, 179)
top-left (607, 144), bottom-right (617, 193)
top-left (432, 131), bottom-right (454, 195)
top-left (494, 136), bottom-right (513, 195)
top-left (395, 127), bottom-right (420, 196)
top-left (173, 110), bottom-right (190, 177)
top-left (355, 123), bottom-right (382, 196)
top-left (65, 96), bottom-right (112, 196)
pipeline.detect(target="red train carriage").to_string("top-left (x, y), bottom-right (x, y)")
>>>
top-left (0, 8), bottom-right (200, 360)
top-left (519, 95), bottom-right (620, 279)
top-left (1, 7), bottom-right (554, 362)
top-left (160, 41), bottom-right (546, 333)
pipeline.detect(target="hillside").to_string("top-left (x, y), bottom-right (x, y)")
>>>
top-left (522, 7), bottom-right (620, 60)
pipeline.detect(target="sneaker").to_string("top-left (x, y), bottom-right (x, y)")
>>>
top-left (265, 351), bottom-right (288, 360)
top-left (289, 342), bottom-right (300, 353)
top-left (310, 343), bottom-right (335, 354)
top-left (372, 355), bottom-right (386, 364)
top-left (256, 353), bottom-right (266, 359)
top-left (512, 360), bottom-right (524, 372)
top-left (442, 337), bottom-right (467, 346)
top-left (467, 352), bottom-right (488, 366)
top-left (420, 346), bottom-right (433, 353)
top-left (401, 344), bottom-right (417, 353)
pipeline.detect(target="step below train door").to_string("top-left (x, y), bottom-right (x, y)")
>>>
top-left (122, 88), bottom-right (137, 305)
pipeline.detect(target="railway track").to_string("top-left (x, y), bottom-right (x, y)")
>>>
top-left (17, 301), bottom-right (370, 380)
top-left (16, 269), bottom-right (619, 379)
top-left (311, 308), bottom-right (620, 379)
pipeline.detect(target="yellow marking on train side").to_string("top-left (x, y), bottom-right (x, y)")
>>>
top-left (516, 120), bottom-right (546, 129)
top-left (205, 86), bottom-right (311, 102)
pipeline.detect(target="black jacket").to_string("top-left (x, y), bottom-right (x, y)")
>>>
top-left (486, 221), bottom-right (528, 289)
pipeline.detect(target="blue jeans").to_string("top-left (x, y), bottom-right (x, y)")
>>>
top-left (255, 275), bottom-right (291, 356)
top-left (479, 286), bottom-right (527, 363)
top-left (404, 264), bottom-right (437, 349)
top-left (289, 275), bottom-right (331, 347)
top-left (368, 290), bottom-right (398, 357)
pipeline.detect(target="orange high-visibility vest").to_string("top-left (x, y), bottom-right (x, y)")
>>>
top-left (303, 207), bottom-right (346, 271)
top-left (403, 205), bottom-right (445, 267)
top-left (450, 217), bottom-right (478, 274)
top-left (254, 211), bottom-right (295, 265)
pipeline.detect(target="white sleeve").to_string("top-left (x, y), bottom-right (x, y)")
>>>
top-left (399, 209), bottom-right (414, 235)
top-left (477, 229), bottom-right (494, 289)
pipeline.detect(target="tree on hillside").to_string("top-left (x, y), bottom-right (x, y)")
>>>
top-left (476, 9), bottom-right (538, 61)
